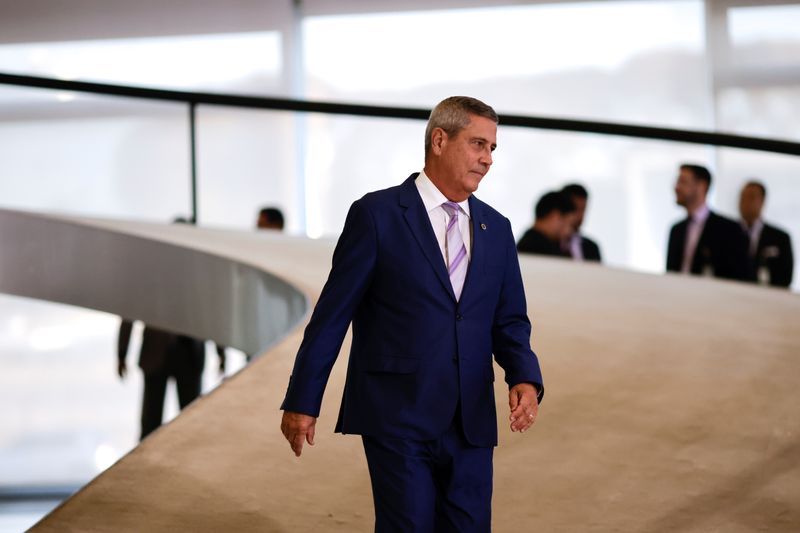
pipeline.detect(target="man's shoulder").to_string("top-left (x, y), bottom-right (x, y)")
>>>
top-left (517, 227), bottom-right (541, 243)
top-left (701, 212), bottom-right (742, 240)
top-left (517, 228), bottom-right (551, 251)
top-left (357, 174), bottom-right (417, 208)
top-left (762, 222), bottom-right (792, 244)
top-left (669, 218), bottom-right (687, 235)
top-left (707, 211), bottom-right (739, 228)
top-left (581, 235), bottom-right (602, 257)
top-left (469, 194), bottom-right (509, 225)
top-left (582, 235), bottom-right (600, 247)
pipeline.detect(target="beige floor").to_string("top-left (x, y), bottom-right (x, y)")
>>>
top-left (31, 231), bottom-right (800, 532)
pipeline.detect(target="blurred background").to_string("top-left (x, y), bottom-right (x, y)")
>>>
top-left (1, 0), bottom-right (798, 529)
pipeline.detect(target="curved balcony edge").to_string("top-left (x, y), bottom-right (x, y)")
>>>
top-left (0, 208), bottom-right (309, 357)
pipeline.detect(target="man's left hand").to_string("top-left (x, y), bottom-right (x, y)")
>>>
top-left (509, 383), bottom-right (539, 433)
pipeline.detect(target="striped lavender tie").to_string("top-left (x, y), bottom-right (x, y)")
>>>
top-left (442, 201), bottom-right (468, 301)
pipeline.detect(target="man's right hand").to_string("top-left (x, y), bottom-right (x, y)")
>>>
top-left (280, 411), bottom-right (317, 457)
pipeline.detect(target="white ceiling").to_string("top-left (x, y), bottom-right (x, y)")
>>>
top-left (0, 0), bottom-right (608, 44)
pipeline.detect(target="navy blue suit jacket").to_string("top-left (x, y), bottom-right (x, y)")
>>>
top-left (748, 223), bottom-right (794, 288)
top-left (282, 175), bottom-right (543, 448)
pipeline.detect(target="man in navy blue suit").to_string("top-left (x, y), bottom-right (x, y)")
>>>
top-left (280, 96), bottom-right (544, 532)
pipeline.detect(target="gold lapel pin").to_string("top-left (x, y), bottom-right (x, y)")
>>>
top-left (480, 223), bottom-right (487, 230)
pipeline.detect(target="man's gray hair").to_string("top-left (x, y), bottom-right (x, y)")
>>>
top-left (424, 96), bottom-right (499, 159)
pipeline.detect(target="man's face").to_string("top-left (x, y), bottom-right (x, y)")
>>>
top-left (739, 184), bottom-right (764, 222)
top-left (674, 168), bottom-right (704, 208)
top-left (570, 196), bottom-right (586, 230)
top-left (435, 114), bottom-right (497, 201)
top-left (559, 212), bottom-right (577, 241)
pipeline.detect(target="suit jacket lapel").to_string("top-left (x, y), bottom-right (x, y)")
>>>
top-left (399, 175), bottom-right (455, 300)
top-left (693, 212), bottom-right (715, 272)
top-left (671, 219), bottom-right (688, 269)
top-left (461, 195), bottom-right (487, 302)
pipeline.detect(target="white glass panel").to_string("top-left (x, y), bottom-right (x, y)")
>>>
top-left (729, 4), bottom-right (800, 46)
top-left (0, 296), bottom-right (137, 487)
top-left (304, 115), bottom-right (421, 238)
top-left (0, 89), bottom-right (192, 221)
top-left (304, 1), bottom-right (707, 127)
top-left (196, 107), bottom-right (300, 233)
top-left (717, 86), bottom-right (800, 141)
top-left (0, 32), bottom-right (282, 93)
top-left (0, 294), bottom-right (248, 487)
top-left (727, 4), bottom-right (800, 69)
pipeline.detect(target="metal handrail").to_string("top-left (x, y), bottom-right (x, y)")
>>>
top-left (3, 71), bottom-right (799, 222)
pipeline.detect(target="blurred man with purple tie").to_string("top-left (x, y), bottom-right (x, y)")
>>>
top-left (666, 164), bottom-right (748, 281)
top-left (561, 183), bottom-right (602, 262)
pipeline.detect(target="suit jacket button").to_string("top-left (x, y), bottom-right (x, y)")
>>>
top-left (456, 314), bottom-right (463, 321)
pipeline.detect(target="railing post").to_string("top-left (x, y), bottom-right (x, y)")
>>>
top-left (189, 102), bottom-right (198, 224)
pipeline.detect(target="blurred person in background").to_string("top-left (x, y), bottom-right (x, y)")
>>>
top-left (117, 217), bottom-right (226, 440)
top-left (739, 180), bottom-right (794, 288)
top-left (666, 164), bottom-right (748, 281)
top-left (256, 206), bottom-right (285, 231)
top-left (517, 190), bottom-right (575, 258)
top-left (560, 183), bottom-right (602, 262)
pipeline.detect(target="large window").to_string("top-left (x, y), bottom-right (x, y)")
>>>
top-left (711, 1), bottom-right (800, 291)
top-left (0, 4), bottom-right (799, 523)
top-left (0, 32), bottom-right (282, 90)
top-left (0, 31), bottom-right (281, 516)
top-left (0, 32), bottom-right (285, 223)
top-left (304, 2), bottom-right (707, 125)
top-left (0, 91), bottom-right (192, 222)
top-left (302, 1), bottom-right (710, 272)
top-left (728, 3), bottom-right (800, 70)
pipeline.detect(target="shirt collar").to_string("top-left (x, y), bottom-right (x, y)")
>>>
top-left (741, 217), bottom-right (764, 232)
top-left (690, 203), bottom-right (710, 224)
top-left (416, 170), bottom-right (471, 218)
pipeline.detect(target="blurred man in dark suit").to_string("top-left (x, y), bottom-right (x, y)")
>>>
top-left (118, 322), bottom-right (224, 440)
top-left (666, 164), bottom-right (748, 281)
top-left (117, 217), bottom-right (225, 440)
top-left (517, 191), bottom-right (575, 258)
top-left (561, 183), bottom-right (602, 262)
top-left (739, 180), bottom-right (794, 288)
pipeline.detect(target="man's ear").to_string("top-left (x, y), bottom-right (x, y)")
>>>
top-left (430, 127), bottom-right (447, 155)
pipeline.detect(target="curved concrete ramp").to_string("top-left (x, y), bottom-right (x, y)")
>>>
top-left (0, 209), bottom-right (308, 356)
top-left (11, 211), bottom-right (799, 532)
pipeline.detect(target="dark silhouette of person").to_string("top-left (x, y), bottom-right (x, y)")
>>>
top-left (561, 183), bottom-right (602, 262)
top-left (257, 207), bottom-right (285, 231)
top-left (739, 180), bottom-right (794, 288)
top-left (117, 217), bottom-right (225, 440)
top-left (516, 191), bottom-right (576, 257)
top-left (666, 164), bottom-right (748, 281)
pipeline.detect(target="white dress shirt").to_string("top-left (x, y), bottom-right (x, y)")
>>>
top-left (568, 233), bottom-right (584, 261)
top-left (681, 203), bottom-right (710, 273)
top-left (415, 171), bottom-right (471, 265)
